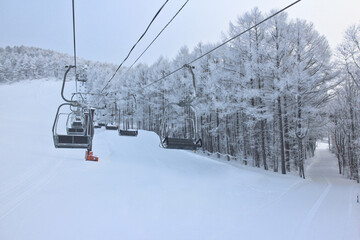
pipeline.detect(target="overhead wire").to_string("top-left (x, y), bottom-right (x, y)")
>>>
top-left (124, 0), bottom-right (190, 76)
top-left (72, 0), bottom-right (78, 93)
top-left (100, 0), bottom-right (170, 93)
top-left (142, 0), bottom-right (302, 89)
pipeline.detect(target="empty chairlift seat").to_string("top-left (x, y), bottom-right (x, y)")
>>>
top-left (105, 124), bottom-right (118, 130)
top-left (66, 115), bottom-right (86, 135)
top-left (52, 103), bottom-right (94, 150)
top-left (51, 65), bottom-right (97, 159)
top-left (72, 120), bottom-right (83, 127)
top-left (163, 137), bottom-right (202, 150)
top-left (119, 129), bottom-right (138, 136)
top-left (118, 94), bottom-right (138, 137)
top-left (159, 64), bottom-right (203, 151)
top-left (67, 120), bottom-right (85, 134)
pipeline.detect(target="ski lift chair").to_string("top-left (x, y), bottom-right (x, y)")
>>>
top-left (160, 103), bottom-right (202, 151)
top-left (52, 66), bottom-right (95, 151)
top-left (103, 98), bottom-right (119, 130)
top-left (104, 112), bottom-right (118, 130)
top-left (119, 119), bottom-right (138, 136)
top-left (119, 94), bottom-right (138, 136)
top-left (162, 137), bottom-right (202, 150)
top-left (119, 113), bottom-right (138, 136)
top-left (93, 108), bottom-right (105, 128)
top-left (53, 103), bottom-right (93, 150)
top-left (66, 112), bottom-right (86, 135)
top-left (51, 10), bottom-right (98, 161)
top-left (119, 129), bottom-right (138, 136)
top-left (160, 65), bottom-right (202, 150)
top-left (105, 123), bottom-right (118, 130)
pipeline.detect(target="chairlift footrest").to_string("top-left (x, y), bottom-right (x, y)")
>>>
top-left (85, 151), bottom-right (98, 161)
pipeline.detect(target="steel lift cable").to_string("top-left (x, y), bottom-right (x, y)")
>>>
top-left (100, 0), bottom-right (170, 93)
top-left (72, 0), bottom-right (78, 93)
top-left (98, 0), bottom-right (190, 110)
top-left (92, 0), bottom-right (189, 108)
top-left (142, 0), bottom-right (302, 89)
top-left (124, 0), bottom-right (190, 75)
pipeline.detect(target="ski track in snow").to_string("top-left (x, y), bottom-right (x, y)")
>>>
top-left (289, 144), bottom-right (360, 240)
top-left (0, 80), bottom-right (359, 240)
top-left (295, 176), bottom-right (332, 240)
top-left (0, 159), bottom-right (63, 221)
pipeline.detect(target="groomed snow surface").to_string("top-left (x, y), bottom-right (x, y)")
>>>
top-left (0, 79), bottom-right (359, 240)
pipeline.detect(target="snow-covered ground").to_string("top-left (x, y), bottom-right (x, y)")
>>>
top-left (0, 79), bottom-right (359, 240)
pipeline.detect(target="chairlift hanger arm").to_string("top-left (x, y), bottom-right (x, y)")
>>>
top-left (61, 65), bottom-right (77, 104)
top-left (184, 64), bottom-right (196, 97)
top-left (177, 97), bottom-right (194, 107)
top-left (129, 93), bottom-right (137, 111)
top-left (71, 92), bottom-right (85, 104)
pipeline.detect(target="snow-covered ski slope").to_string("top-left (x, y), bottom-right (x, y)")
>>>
top-left (0, 79), bottom-right (359, 240)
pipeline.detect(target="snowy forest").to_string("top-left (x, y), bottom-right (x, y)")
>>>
top-left (0, 46), bottom-right (116, 84)
top-left (1, 9), bottom-right (359, 181)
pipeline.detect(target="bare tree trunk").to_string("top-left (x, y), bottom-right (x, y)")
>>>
top-left (200, 115), bottom-right (205, 153)
top-left (283, 96), bottom-right (291, 172)
top-left (349, 106), bottom-right (359, 182)
top-left (208, 114), bottom-right (213, 153)
top-left (298, 138), bottom-right (305, 179)
top-left (296, 96), bottom-right (306, 179)
top-left (272, 108), bottom-right (278, 172)
top-left (242, 113), bottom-right (248, 164)
top-left (148, 105), bottom-right (151, 131)
top-left (278, 96), bottom-right (286, 174)
top-left (261, 119), bottom-right (268, 170)
top-left (216, 109), bottom-right (220, 158)
top-left (226, 115), bottom-right (231, 161)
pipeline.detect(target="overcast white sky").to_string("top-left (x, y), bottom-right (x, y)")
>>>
top-left (1, 0), bottom-right (360, 65)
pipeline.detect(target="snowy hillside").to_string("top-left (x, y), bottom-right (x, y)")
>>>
top-left (0, 46), bottom-right (116, 84)
top-left (0, 79), bottom-right (359, 240)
